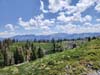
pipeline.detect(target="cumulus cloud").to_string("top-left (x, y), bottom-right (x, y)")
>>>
top-left (95, 4), bottom-right (100, 12)
top-left (55, 23), bottom-right (100, 34)
top-left (40, 0), bottom-right (48, 13)
top-left (57, 12), bottom-right (92, 23)
top-left (5, 24), bottom-right (19, 32)
top-left (19, 14), bottom-right (55, 30)
top-left (47, 0), bottom-right (71, 13)
top-left (41, 0), bottom-right (96, 14)
top-left (81, 15), bottom-right (92, 22)
top-left (66, 0), bottom-right (96, 15)
top-left (76, 0), bottom-right (96, 12)
top-left (95, 0), bottom-right (100, 12)
top-left (5, 24), bottom-right (15, 31)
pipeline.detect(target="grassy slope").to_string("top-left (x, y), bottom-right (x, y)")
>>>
top-left (0, 39), bottom-right (100, 75)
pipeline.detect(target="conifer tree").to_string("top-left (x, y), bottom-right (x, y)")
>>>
top-left (37, 47), bottom-right (44, 58)
top-left (51, 38), bottom-right (56, 53)
top-left (14, 47), bottom-right (24, 64)
top-left (3, 47), bottom-right (9, 66)
top-left (30, 44), bottom-right (37, 61)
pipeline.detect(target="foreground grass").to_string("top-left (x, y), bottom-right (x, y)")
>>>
top-left (0, 39), bottom-right (100, 75)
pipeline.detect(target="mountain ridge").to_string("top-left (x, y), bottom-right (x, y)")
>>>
top-left (0, 33), bottom-right (100, 41)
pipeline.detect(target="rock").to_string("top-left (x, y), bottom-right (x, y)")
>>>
top-left (88, 71), bottom-right (98, 75)
top-left (97, 70), bottom-right (100, 75)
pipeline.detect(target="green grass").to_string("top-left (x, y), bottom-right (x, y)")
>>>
top-left (9, 42), bottom-right (53, 52)
top-left (0, 39), bottom-right (100, 75)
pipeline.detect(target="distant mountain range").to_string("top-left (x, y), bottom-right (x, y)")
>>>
top-left (0, 33), bottom-right (100, 41)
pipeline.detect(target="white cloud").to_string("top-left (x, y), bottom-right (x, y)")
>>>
top-left (55, 23), bottom-right (100, 34)
top-left (66, 0), bottom-right (96, 15)
top-left (57, 12), bottom-right (71, 22)
top-left (19, 17), bottom-right (33, 30)
top-left (40, 0), bottom-right (48, 13)
top-left (55, 24), bottom-right (77, 33)
top-left (41, 0), bottom-right (96, 14)
top-left (81, 15), bottom-right (92, 22)
top-left (19, 14), bottom-right (55, 30)
top-left (95, 4), bottom-right (100, 12)
top-left (48, 0), bottom-right (70, 13)
top-left (57, 12), bottom-right (81, 23)
top-left (66, 6), bottom-right (77, 15)
top-left (0, 31), bottom-right (15, 38)
top-left (57, 12), bottom-right (92, 23)
top-left (5, 24), bottom-right (15, 31)
top-left (96, 18), bottom-right (100, 22)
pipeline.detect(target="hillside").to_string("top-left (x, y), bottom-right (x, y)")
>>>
top-left (0, 38), bottom-right (100, 75)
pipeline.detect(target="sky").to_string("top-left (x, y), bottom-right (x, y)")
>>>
top-left (0, 0), bottom-right (100, 38)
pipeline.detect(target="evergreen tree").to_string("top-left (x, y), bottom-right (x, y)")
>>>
top-left (25, 40), bottom-right (31, 49)
top-left (14, 47), bottom-right (24, 64)
top-left (0, 41), bottom-right (3, 49)
top-left (59, 40), bottom-right (64, 52)
top-left (86, 37), bottom-right (91, 41)
top-left (3, 39), bottom-right (12, 47)
top-left (51, 38), bottom-right (56, 53)
top-left (30, 44), bottom-right (37, 61)
top-left (37, 47), bottom-right (44, 58)
top-left (3, 47), bottom-right (9, 66)
top-left (0, 52), bottom-right (4, 67)
top-left (92, 36), bottom-right (96, 40)
top-left (72, 43), bottom-right (77, 48)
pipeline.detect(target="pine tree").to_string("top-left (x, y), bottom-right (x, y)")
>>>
top-left (25, 40), bottom-right (31, 49)
top-left (0, 41), bottom-right (3, 49)
top-left (0, 52), bottom-right (3, 67)
top-left (30, 44), bottom-right (37, 61)
top-left (58, 40), bottom-right (64, 52)
top-left (14, 47), bottom-right (24, 64)
top-left (3, 39), bottom-right (12, 47)
top-left (3, 47), bottom-right (9, 66)
top-left (37, 47), bottom-right (44, 58)
top-left (87, 37), bottom-right (91, 41)
top-left (51, 38), bottom-right (56, 53)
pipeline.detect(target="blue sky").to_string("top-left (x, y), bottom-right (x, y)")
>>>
top-left (0, 0), bottom-right (100, 38)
